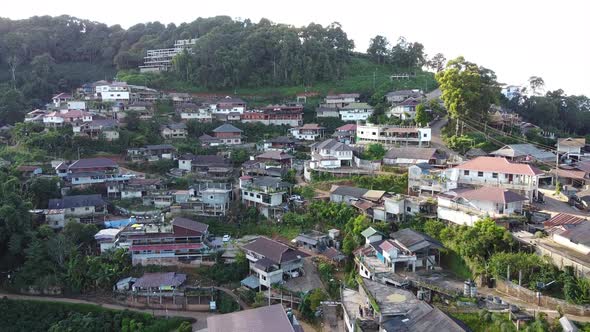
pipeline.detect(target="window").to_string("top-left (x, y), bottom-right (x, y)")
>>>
top-left (261, 275), bottom-right (267, 281)
top-left (406, 206), bottom-right (411, 212)
top-left (249, 193), bottom-right (254, 197)
top-left (423, 133), bottom-right (427, 137)
top-left (85, 207), bottom-right (90, 211)
top-left (464, 170), bottom-right (470, 176)
top-left (256, 195), bottom-right (261, 199)
top-left (478, 171), bottom-right (484, 177)
top-left (372, 132), bottom-right (377, 135)
top-left (492, 173), bottom-right (498, 179)
top-left (210, 196), bottom-right (214, 199)
top-left (70, 208), bottom-right (75, 212)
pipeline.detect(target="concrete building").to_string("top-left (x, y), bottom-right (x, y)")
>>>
top-left (289, 123), bottom-right (326, 141)
top-left (160, 123), bottom-right (187, 139)
top-left (239, 176), bottom-right (290, 219)
top-left (339, 102), bottom-right (374, 121)
top-left (356, 123), bottom-right (431, 147)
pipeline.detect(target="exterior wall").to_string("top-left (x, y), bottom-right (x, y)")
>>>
top-left (437, 205), bottom-right (481, 226)
top-left (365, 234), bottom-right (382, 245)
top-left (383, 157), bottom-right (430, 166)
top-left (180, 111), bottom-right (212, 121)
top-left (101, 91), bottom-right (130, 101)
top-left (64, 206), bottom-right (97, 217)
top-left (178, 159), bottom-right (192, 171)
top-left (553, 234), bottom-right (590, 255)
top-left (122, 190), bottom-right (143, 199)
top-left (384, 197), bottom-right (405, 215)
top-left (340, 109), bottom-right (373, 121)
top-left (241, 190), bottom-right (284, 207)
top-left (67, 101), bottom-right (86, 110)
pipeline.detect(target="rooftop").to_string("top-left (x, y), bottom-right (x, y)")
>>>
top-left (454, 156), bottom-right (544, 176)
top-left (207, 304), bottom-right (295, 332)
top-left (48, 194), bottom-right (105, 209)
top-left (330, 185), bottom-right (369, 199)
top-left (558, 137), bottom-right (586, 148)
top-left (490, 144), bottom-right (554, 160)
top-left (256, 151), bottom-right (294, 160)
top-left (453, 187), bottom-right (528, 204)
top-left (213, 123), bottom-right (243, 133)
top-left (385, 147), bottom-right (437, 161)
top-left (133, 272), bottom-right (186, 289)
top-left (242, 236), bottom-right (308, 264)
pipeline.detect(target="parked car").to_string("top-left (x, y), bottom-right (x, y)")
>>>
top-left (222, 234), bottom-right (231, 242)
top-left (289, 194), bottom-right (302, 201)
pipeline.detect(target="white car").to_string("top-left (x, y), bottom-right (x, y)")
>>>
top-left (288, 270), bottom-right (300, 278)
top-left (222, 235), bottom-right (231, 242)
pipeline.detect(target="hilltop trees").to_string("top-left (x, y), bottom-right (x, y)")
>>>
top-left (367, 35), bottom-right (390, 64)
top-left (436, 56), bottom-right (500, 133)
top-left (365, 35), bottom-right (427, 69)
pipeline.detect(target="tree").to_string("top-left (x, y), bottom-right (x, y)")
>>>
top-left (367, 35), bottom-right (390, 64)
top-left (436, 56), bottom-right (500, 134)
top-left (390, 37), bottom-right (425, 68)
top-left (427, 53), bottom-right (446, 72)
top-left (300, 186), bottom-right (316, 200)
top-left (414, 103), bottom-right (429, 126)
top-left (363, 143), bottom-right (386, 160)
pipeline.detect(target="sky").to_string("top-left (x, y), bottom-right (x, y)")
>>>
top-left (3, 0), bottom-right (590, 96)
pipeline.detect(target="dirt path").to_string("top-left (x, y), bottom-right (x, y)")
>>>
top-left (0, 292), bottom-right (216, 330)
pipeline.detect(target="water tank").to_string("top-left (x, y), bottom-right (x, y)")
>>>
top-left (470, 282), bottom-right (477, 298)
top-left (463, 280), bottom-right (471, 297)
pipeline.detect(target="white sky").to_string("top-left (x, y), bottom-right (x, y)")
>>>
top-left (3, 0), bottom-right (589, 96)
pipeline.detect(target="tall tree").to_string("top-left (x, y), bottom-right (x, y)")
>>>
top-left (427, 53), bottom-right (446, 72)
top-left (367, 35), bottom-right (390, 64)
top-left (436, 56), bottom-right (500, 134)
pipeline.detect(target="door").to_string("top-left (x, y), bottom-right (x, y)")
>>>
top-left (508, 174), bottom-right (513, 183)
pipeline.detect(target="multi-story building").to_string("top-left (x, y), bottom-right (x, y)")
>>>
top-left (289, 123), bottom-right (326, 141)
top-left (445, 156), bottom-right (543, 201)
top-left (387, 97), bottom-right (421, 120)
top-left (74, 119), bottom-right (119, 141)
top-left (216, 96), bottom-right (247, 114)
top-left (107, 178), bottom-right (164, 199)
top-left (118, 217), bottom-right (213, 265)
top-left (241, 109), bottom-right (303, 127)
top-left (309, 139), bottom-right (354, 169)
top-left (356, 123), bottom-right (431, 147)
top-left (52, 93), bottom-right (73, 108)
top-left (339, 102), bottom-right (374, 121)
top-left (324, 93), bottom-right (360, 108)
top-left (332, 124), bottom-right (357, 144)
top-left (239, 176), bottom-right (290, 219)
top-left (160, 123), bottom-right (188, 139)
top-left (139, 39), bottom-right (198, 73)
top-left (43, 109), bottom-right (93, 127)
top-left (199, 123), bottom-right (243, 146)
top-left (55, 157), bottom-right (125, 186)
top-left (177, 182), bottom-right (232, 217)
top-left (47, 194), bottom-right (107, 223)
top-left (95, 82), bottom-right (130, 102)
top-left (260, 136), bottom-right (297, 152)
top-left (557, 138), bottom-right (586, 158)
top-left (437, 187), bottom-right (528, 226)
top-left (178, 154), bottom-right (233, 179)
top-left (177, 103), bottom-right (214, 122)
top-left (241, 236), bottom-right (307, 288)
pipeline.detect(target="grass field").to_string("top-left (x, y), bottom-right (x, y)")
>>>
top-left (117, 57), bottom-right (437, 102)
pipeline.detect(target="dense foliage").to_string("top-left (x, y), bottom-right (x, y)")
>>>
top-left (0, 298), bottom-right (190, 332)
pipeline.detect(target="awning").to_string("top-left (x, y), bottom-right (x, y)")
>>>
top-left (241, 275), bottom-right (260, 289)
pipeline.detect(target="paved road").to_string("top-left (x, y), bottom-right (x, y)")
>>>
top-left (430, 116), bottom-right (461, 160)
top-left (537, 188), bottom-right (590, 218)
top-left (0, 292), bottom-right (216, 330)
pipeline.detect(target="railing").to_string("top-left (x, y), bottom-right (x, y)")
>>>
top-left (457, 178), bottom-right (536, 191)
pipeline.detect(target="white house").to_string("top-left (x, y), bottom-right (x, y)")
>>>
top-left (361, 227), bottom-right (383, 246)
top-left (557, 138), bottom-right (586, 156)
top-left (339, 103), bottom-right (374, 121)
top-left (52, 93), bottom-right (73, 108)
top-left (67, 101), bottom-right (87, 110)
top-left (437, 187), bottom-right (527, 226)
top-left (356, 123), bottom-right (431, 147)
top-left (239, 176), bottom-right (290, 219)
top-left (308, 139), bottom-right (353, 170)
top-left (387, 97), bottom-right (421, 120)
top-left (95, 82), bottom-right (130, 102)
top-left (445, 156), bottom-right (543, 201)
top-left (289, 123), bottom-right (326, 141)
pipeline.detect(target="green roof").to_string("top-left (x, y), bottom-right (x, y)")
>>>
top-left (361, 226), bottom-right (381, 238)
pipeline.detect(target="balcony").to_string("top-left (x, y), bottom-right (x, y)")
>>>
top-left (457, 177), bottom-right (536, 191)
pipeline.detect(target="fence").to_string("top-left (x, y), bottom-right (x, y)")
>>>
top-left (495, 278), bottom-right (590, 316)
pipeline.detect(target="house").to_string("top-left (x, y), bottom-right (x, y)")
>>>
top-left (361, 227), bottom-right (384, 246)
top-left (330, 185), bottom-right (370, 205)
top-left (558, 138), bottom-right (586, 157)
top-left (573, 189), bottom-right (590, 211)
top-left (385, 89), bottom-right (423, 104)
top-left (16, 165), bottom-right (42, 177)
top-left (316, 106), bottom-right (340, 118)
top-left (160, 123), bottom-right (187, 139)
top-left (177, 103), bottom-right (213, 122)
top-left (437, 187), bottom-right (527, 226)
top-left (202, 123), bottom-right (243, 146)
top-left (387, 97), bottom-right (421, 120)
top-left (125, 101), bottom-right (154, 119)
top-left (239, 176), bottom-right (290, 219)
top-left (502, 85), bottom-right (522, 100)
top-left (308, 139), bottom-right (354, 170)
top-left (178, 154), bottom-right (233, 178)
top-left (552, 160), bottom-right (589, 189)
top-left (383, 147), bottom-right (442, 166)
top-left (333, 124), bottom-right (357, 144)
top-left (95, 228), bottom-right (122, 253)
top-left (260, 136), bottom-right (297, 152)
top-left (207, 304), bottom-right (301, 332)
top-left (43, 109), bottom-right (93, 127)
top-left (48, 194), bottom-right (106, 222)
top-left (55, 157), bottom-right (122, 186)
top-left (178, 182), bottom-right (232, 217)
top-left (120, 217), bottom-right (212, 265)
top-left (95, 82), bottom-right (130, 102)
top-left (325, 93), bottom-right (360, 108)
top-left (24, 109), bottom-right (48, 123)
top-left (445, 156), bottom-right (544, 201)
top-left (255, 151), bottom-right (294, 169)
top-left (293, 230), bottom-right (330, 253)
top-left (356, 123), bottom-right (431, 147)
top-left (132, 272), bottom-right (187, 292)
top-left (241, 236), bottom-right (308, 288)
top-left (52, 93), bottom-right (73, 108)
top-left (489, 144), bottom-right (555, 163)
top-left (242, 104), bottom-right (303, 127)
top-left (341, 278), bottom-right (466, 332)
top-left (107, 178), bottom-right (163, 199)
top-left (339, 102), bottom-right (374, 121)
top-left (216, 96), bottom-right (246, 114)
top-left (465, 148), bottom-right (488, 159)
top-left (390, 229), bottom-right (444, 271)
top-left (408, 163), bottom-right (450, 195)
top-left (289, 123), bottom-right (326, 141)
top-left (127, 144), bottom-right (177, 161)
top-left (74, 119), bottom-right (119, 141)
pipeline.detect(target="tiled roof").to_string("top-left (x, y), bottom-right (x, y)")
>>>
top-left (454, 157), bottom-right (543, 176)
top-left (207, 304), bottom-right (295, 332)
top-left (213, 123), bottom-right (242, 133)
top-left (48, 194), bottom-right (105, 209)
top-left (310, 138), bottom-right (353, 152)
top-left (256, 151), bottom-right (294, 160)
top-left (490, 144), bottom-right (554, 160)
top-left (385, 147), bottom-right (437, 161)
top-left (456, 187), bottom-right (528, 204)
top-left (558, 137), bottom-right (586, 148)
top-left (133, 272), bottom-right (186, 289)
top-left (172, 217), bottom-right (209, 234)
top-left (66, 157), bottom-right (118, 170)
top-left (336, 124), bottom-right (357, 131)
top-left (544, 213), bottom-right (587, 229)
top-left (242, 236), bottom-right (307, 264)
top-left (330, 185), bottom-right (369, 199)
top-left (298, 123), bottom-right (325, 130)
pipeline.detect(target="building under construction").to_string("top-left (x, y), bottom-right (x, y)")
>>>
top-left (139, 39), bottom-right (197, 73)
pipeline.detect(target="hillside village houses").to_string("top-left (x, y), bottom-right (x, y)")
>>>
top-left (338, 102), bottom-right (374, 121)
top-left (239, 175), bottom-right (291, 220)
top-left (356, 122), bottom-right (432, 147)
top-left (199, 123), bottom-right (243, 146)
top-left (160, 122), bottom-right (187, 139)
top-left (385, 89), bottom-right (424, 104)
top-left (333, 123), bottom-right (357, 144)
top-left (387, 97), bottom-right (421, 120)
top-left (289, 123), bottom-right (326, 141)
